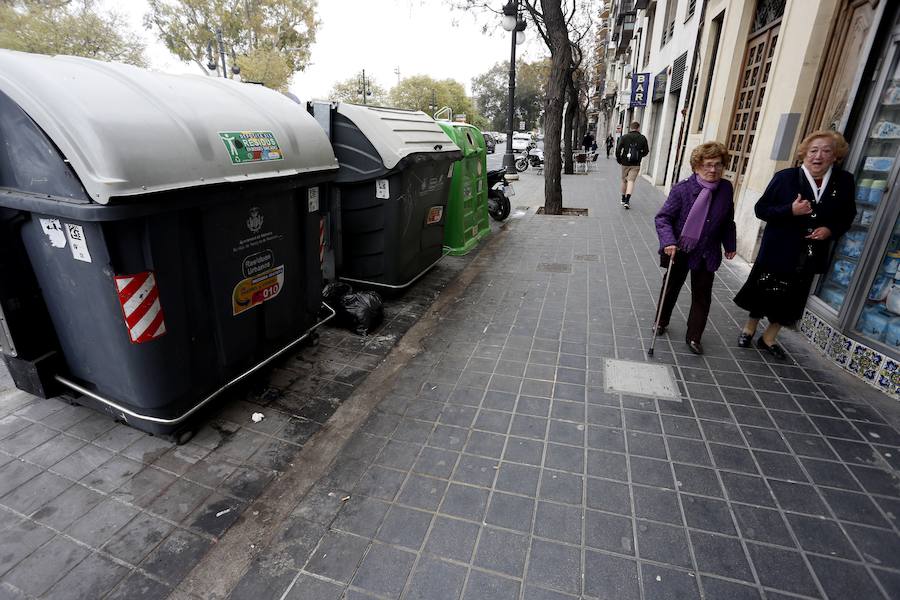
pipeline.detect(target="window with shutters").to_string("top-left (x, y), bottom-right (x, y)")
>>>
top-left (686, 0), bottom-right (697, 21)
top-left (697, 12), bottom-right (724, 131)
top-left (661, 0), bottom-right (677, 46)
top-left (643, 7), bottom-right (656, 67)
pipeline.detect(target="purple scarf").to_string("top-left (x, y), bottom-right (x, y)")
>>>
top-left (679, 175), bottom-right (720, 252)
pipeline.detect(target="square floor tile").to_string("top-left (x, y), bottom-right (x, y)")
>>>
top-left (526, 539), bottom-right (582, 595)
top-left (351, 542), bottom-right (415, 597)
top-left (474, 527), bottom-right (529, 578)
top-left (583, 550), bottom-right (640, 600)
top-left (732, 504), bottom-right (794, 547)
top-left (585, 509), bottom-right (632, 554)
top-left (423, 516), bottom-right (479, 562)
top-left (746, 543), bottom-right (818, 597)
top-left (690, 530), bottom-right (753, 582)
top-left (635, 520), bottom-right (691, 568)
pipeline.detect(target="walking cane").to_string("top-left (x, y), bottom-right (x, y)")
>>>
top-left (648, 253), bottom-right (675, 357)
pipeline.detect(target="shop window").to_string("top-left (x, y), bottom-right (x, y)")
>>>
top-left (827, 49), bottom-right (900, 347)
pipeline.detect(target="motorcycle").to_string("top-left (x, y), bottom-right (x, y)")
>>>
top-left (486, 168), bottom-right (512, 221)
top-left (515, 143), bottom-right (544, 172)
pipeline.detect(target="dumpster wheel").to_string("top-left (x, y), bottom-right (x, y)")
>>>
top-left (173, 428), bottom-right (197, 446)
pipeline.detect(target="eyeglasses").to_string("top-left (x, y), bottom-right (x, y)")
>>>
top-left (700, 162), bottom-right (724, 172)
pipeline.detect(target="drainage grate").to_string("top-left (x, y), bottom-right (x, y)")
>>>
top-left (536, 263), bottom-right (572, 273)
top-left (604, 359), bottom-right (680, 399)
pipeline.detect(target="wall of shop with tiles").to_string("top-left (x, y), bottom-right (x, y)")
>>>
top-left (800, 310), bottom-right (900, 399)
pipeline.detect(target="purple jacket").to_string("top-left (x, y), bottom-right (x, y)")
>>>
top-left (655, 174), bottom-right (737, 272)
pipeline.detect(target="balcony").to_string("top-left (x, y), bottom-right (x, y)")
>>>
top-left (614, 1), bottom-right (636, 51)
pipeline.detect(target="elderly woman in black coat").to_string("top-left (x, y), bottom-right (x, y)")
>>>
top-left (734, 130), bottom-right (856, 359)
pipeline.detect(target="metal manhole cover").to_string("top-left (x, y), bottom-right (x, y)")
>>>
top-left (575, 255), bottom-right (599, 262)
top-left (536, 263), bottom-right (572, 273)
top-left (604, 359), bottom-right (680, 399)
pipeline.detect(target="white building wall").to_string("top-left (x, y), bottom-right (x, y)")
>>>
top-left (607, 1), bottom-right (703, 189)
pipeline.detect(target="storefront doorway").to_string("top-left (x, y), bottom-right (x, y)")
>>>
top-left (724, 4), bottom-right (782, 187)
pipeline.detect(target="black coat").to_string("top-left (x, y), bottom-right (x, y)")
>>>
top-left (754, 166), bottom-right (856, 274)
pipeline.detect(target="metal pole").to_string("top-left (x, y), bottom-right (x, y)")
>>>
top-left (216, 27), bottom-right (227, 78)
top-left (503, 4), bottom-right (519, 180)
top-left (361, 69), bottom-right (368, 105)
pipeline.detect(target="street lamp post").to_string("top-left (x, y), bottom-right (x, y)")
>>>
top-left (358, 69), bottom-right (373, 105)
top-left (501, 1), bottom-right (527, 180)
top-left (205, 27), bottom-right (240, 78)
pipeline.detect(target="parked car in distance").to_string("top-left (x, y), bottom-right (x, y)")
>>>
top-left (483, 132), bottom-right (496, 153)
top-left (512, 132), bottom-right (531, 153)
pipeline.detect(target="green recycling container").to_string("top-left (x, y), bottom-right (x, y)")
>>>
top-left (436, 122), bottom-right (490, 256)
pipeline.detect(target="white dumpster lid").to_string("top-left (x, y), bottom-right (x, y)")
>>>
top-left (0, 50), bottom-right (338, 205)
top-left (335, 104), bottom-right (460, 170)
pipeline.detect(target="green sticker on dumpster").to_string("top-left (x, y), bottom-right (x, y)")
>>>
top-left (219, 131), bottom-right (284, 164)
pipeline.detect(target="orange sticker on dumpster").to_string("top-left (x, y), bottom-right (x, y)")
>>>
top-left (232, 265), bottom-right (284, 316)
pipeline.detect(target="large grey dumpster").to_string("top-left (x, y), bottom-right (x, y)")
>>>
top-left (309, 102), bottom-right (462, 289)
top-left (0, 50), bottom-right (339, 438)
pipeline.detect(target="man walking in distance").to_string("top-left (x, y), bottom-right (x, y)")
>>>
top-left (615, 121), bottom-right (649, 209)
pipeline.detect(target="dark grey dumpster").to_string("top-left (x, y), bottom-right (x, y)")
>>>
top-left (0, 50), bottom-right (339, 438)
top-left (309, 102), bottom-right (462, 289)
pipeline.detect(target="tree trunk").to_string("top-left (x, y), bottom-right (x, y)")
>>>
top-left (563, 71), bottom-right (576, 175)
top-left (541, 0), bottom-right (572, 215)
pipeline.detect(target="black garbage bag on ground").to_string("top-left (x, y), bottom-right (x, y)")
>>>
top-left (340, 291), bottom-right (384, 335)
top-left (323, 281), bottom-right (353, 308)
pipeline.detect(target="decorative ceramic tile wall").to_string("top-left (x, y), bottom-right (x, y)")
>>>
top-left (802, 309), bottom-right (899, 398)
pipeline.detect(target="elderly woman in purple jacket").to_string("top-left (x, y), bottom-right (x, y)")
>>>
top-left (654, 142), bottom-right (737, 355)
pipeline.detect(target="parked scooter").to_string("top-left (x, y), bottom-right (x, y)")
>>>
top-left (486, 168), bottom-right (512, 221)
top-left (515, 143), bottom-right (544, 172)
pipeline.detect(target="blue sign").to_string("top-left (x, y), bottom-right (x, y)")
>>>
top-left (630, 72), bottom-right (650, 107)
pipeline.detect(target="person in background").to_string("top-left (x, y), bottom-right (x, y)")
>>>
top-left (654, 142), bottom-right (737, 355)
top-left (734, 130), bottom-right (856, 359)
top-left (615, 121), bottom-right (649, 209)
top-left (582, 131), bottom-right (594, 154)
top-left (605, 133), bottom-right (614, 159)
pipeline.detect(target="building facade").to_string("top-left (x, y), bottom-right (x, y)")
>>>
top-left (603, 0), bottom-right (900, 396)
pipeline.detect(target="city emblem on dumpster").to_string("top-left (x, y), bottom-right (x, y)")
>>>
top-left (246, 207), bottom-right (264, 234)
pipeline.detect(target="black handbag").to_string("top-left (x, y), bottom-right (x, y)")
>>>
top-left (757, 272), bottom-right (792, 304)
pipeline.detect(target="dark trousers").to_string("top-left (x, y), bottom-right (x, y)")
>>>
top-left (656, 253), bottom-right (715, 343)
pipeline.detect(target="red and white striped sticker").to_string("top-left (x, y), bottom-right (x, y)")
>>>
top-left (114, 271), bottom-right (167, 344)
top-left (319, 217), bottom-right (325, 267)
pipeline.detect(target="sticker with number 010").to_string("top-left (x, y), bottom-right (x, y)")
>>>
top-left (426, 206), bottom-right (444, 225)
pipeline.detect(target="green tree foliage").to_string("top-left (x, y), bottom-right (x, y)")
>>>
top-left (471, 58), bottom-right (549, 131)
top-left (328, 74), bottom-right (389, 105)
top-left (0, 0), bottom-right (147, 66)
top-left (144, 0), bottom-right (317, 90)
top-left (390, 75), bottom-right (481, 123)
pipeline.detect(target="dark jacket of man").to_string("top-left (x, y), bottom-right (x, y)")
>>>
top-left (615, 131), bottom-right (649, 166)
top-left (754, 166), bottom-right (856, 274)
top-left (655, 175), bottom-right (737, 272)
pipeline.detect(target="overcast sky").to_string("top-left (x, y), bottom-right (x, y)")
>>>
top-left (114, 0), bottom-right (547, 101)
